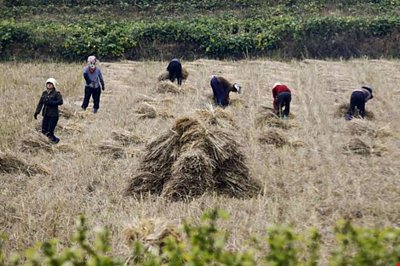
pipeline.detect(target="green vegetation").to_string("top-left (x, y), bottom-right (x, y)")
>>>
top-left (1, 209), bottom-right (400, 265)
top-left (0, 0), bottom-right (399, 60)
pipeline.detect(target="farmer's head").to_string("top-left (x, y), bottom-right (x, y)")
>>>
top-left (362, 85), bottom-right (373, 98)
top-left (87, 55), bottom-right (97, 71)
top-left (233, 83), bottom-right (242, 94)
top-left (45, 78), bottom-right (57, 91)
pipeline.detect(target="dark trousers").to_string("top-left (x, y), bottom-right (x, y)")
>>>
top-left (276, 92), bottom-right (291, 117)
top-left (347, 91), bottom-right (365, 118)
top-left (167, 61), bottom-right (182, 85)
top-left (210, 77), bottom-right (229, 107)
top-left (42, 116), bottom-right (59, 139)
top-left (81, 86), bottom-right (101, 110)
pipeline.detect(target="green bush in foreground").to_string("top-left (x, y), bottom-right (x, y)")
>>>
top-left (1, 209), bottom-right (400, 265)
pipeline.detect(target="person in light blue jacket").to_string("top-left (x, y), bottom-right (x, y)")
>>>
top-left (81, 55), bottom-right (105, 113)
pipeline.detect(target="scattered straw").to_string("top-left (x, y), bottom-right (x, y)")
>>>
top-left (345, 138), bottom-right (371, 156)
top-left (255, 106), bottom-right (295, 129)
top-left (0, 152), bottom-right (49, 176)
top-left (258, 129), bottom-right (288, 148)
top-left (124, 218), bottom-right (182, 256)
top-left (195, 106), bottom-right (236, 128)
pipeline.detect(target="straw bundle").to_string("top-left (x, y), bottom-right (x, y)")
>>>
top-left (255, 106), bottom-right (294, 129)
top-left (135, 103), bottom-right (157, 119)
top-left (258, 129), bottom-right (288, 148)
top-left (96, 141), bottom-right (125, 159)
top-left (335, 103), bottom-right (375, 119)
top-left (195, 106), bottom-right (236, 128)
top-left (346, 138), bottom-right (372, 156)
top-left (157, 67), bottom-right (189, 82)
top-left (126, 117), bottom-right (261, 201)
top-left (19, 132), bottom-right (53, 153)
top-left (59, 121), bottom-right (83, 134)
top-left (59, 103), bottom-right (77, 119)
top-left (161, 149), bottom-right (215, 200)
top-left (348, 120), bottom-right (392, 138)
top-left (111, 129), bottom-right (145, 146)
top-left (124, 218), bottom-right (182, 256)
top-left (156, 81), bottom-right (181, 94)
top-left (0, 152), bottom-right (49, 176)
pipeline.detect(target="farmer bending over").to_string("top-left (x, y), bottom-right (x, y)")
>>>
top-left (345, 85), bottom-right (373, 120)
top-left (167, 58), bottom-right (183, 86)
top-left (210, 75), bottom-right (241, 107)
top-left (272, 82), bottom-right (292, 118)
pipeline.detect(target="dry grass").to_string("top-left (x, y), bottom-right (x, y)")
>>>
top-left (156, 80), bottom-right (181, 94)
top-left (126, 117), bottom-right (261, 201)
top-left (124, 218), bottom-right (182, 256)
top-left (0, 151), bottom-right (49, 176)
top-left (335, 103), bottom-right (375, 120)
top-left (18, 131), bottom-right (53, 153)
top-left (134, 102), bottom-right (157, 119)
top-left (1, 59), bottom-right (400, 264)
top-left (111, 129), bottom-right (146, 146)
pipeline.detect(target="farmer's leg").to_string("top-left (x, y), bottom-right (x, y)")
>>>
top-left (81, 86), bottom-right (92, 110)
top-left (92, 88), bottom-right (101, 110)
top-left (47, 116), bottom-right (59, 141)
top-left (42, 116), bottom-right (50, 135)
top-left (283, 93), bottom-right (291, 117)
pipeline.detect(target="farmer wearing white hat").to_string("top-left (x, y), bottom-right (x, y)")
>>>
top-left (167, 58), bottom-right (183, 86)
top-left (34, 78), bottom-right (63, 143)
top-left (210, 75), bottom-right (241, 107)
top-left (345, 85), bottom-right (373, 120)
top-left (272, 82), bottom-right (292, 118)
top-left (81, 55), bottom-right (105, 113)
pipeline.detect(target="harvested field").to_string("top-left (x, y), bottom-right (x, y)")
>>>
top-left (335, 103), bottom-right (375, 119)
top-left (0, 152), bottom-right (49, 176)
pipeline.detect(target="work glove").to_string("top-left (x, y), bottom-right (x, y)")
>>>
top-left (34, 113), bottom-right (38, 120)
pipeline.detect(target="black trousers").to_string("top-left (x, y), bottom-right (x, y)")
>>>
top-left (81, 86), bottom-right (101, 110)
top-left (42, 116), bottom-right (59, 138)
top-left (276, 92), bottom-right (291, 117)
top-left (347, 91), bottom-right (365, 118)
top-left (167, 61), bottom-right (182, 85)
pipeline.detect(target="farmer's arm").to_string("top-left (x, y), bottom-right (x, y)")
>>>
top-left (34, 92), bottom-right (45, 115)
top-left (47, 92), bottom-right (63, 106)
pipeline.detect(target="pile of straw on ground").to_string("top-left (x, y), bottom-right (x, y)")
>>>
top-left (0, 152), bottom-right (49, 176)
top-left (18, 131), bottom-right (53, 153)
top-left (156, 81), bottom-right (181, 94)
top-left (195, 106), bottom-right (236, 128)
top-left (335, 103), bottom-right (375, 119)
top-left (347, 120), bottom-right (392, 138)
top-left (157, 67), bottom-right (189, 82)
top-left (345, 138), bottom-right (388, 157)
top-left (255, 106), bottom-right (295, 129)
top-left (124, 218), bottom-right (182, 256)
top-left (59, 121), bottom-right (83, 134)
top-left (258, 129), bottom-right (288, 147)
top-left (111, 129), bottom-right (146, 146)
top-left (126, 117), bottom-right (260, 201)
top-left (134, 103), bottom-right (157, 119)
top-left (96, 141), bottom-right (126, 159)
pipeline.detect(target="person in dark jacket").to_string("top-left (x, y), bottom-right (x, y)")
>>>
top-left (34, 78), bottom-right (63, 143)
top-left (167, 58), bottom-right (183, 86)
top-left (210, 75), bottom-right (241, 107)
top-left (345, 85), bottom-right (373, 120)
top-left (81, 55), bottom-right (105, 113)
top-left (272, 82), bottom-right (292, 118)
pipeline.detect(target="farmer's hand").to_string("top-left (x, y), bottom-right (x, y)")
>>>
top-left (34, 113), bottom-right (38, 120)
top-left (102, 86), bottom-right (105, 91)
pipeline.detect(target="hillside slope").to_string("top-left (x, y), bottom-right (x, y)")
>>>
top-left (0, 59), bottom-right (400, 261)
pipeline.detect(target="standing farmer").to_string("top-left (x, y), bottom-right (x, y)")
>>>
top-left (167, 58), bottom-right (183, 86)
top-left (272, 82), bottom-right (292, 118)
top-left (210, 75), bottom-right (241, 107)
top-left (81, 55), bottom-right (105, 113)
top-left (345, 85), bottom-right (373, 120)
top-left (34, 78), bottom-right (63, 143)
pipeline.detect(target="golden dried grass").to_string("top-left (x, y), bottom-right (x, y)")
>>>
top-left (124, 218), bottom-right (182, 256)
top-left (255, 106), bottom-right (295, 129)
top-left (126, 117), bottom-right (260, 200)
top-left (135, 103), bottom-right (157, 119)
top-left (258, 129), bottom-right (288, 147)
top-left (335, 103), bottom-right (375, 120)
top-left (195, 105), bottom-right (236, 128)
top-left (96, 141), bottom-right (126, 159)
top-left (0, 152), bottom-right (49, 176)
top-left (18, 131), bottom-right (53, 153)
top-left (111, 129), bottom-right (146, 146)
top-left (156, 81), bottom-right (181, 94)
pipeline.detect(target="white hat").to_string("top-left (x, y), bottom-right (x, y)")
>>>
top-left (273, 82), bottom-right (282, 89)
top-left (233, 83), bottom-right (242, 94)
top-left (45, 78), bottom-right (57, 89)
top-left (87, 55), bottom-right (97, 65)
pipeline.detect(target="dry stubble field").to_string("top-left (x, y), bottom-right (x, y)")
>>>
top-left (0, 59), bottom-right (400, 260)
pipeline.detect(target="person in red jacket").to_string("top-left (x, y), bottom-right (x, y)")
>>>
top-left (272, 82), bottom-right (292, 118)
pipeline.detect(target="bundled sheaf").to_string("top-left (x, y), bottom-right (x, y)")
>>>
top-left (19, 131), bottom-right (53, 153)
top-left (126, 117), bottom-right (260, 201)
top-left (344, 138), bottom-right (387, 157)
top-left (335, 103), bottom-right (375, 119)
top-left (255, 106), bottom-right (295, 129)
top-left (0, 152), bottom-right (49, 176)
top-left (111, 129), bottom-right (145, 146)
top-left (134, 102), bottom-right (157, 119)
top-left (156, 81), bottom-right (181, 94)
top-left (195, 105), bottom-right (236, 129)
